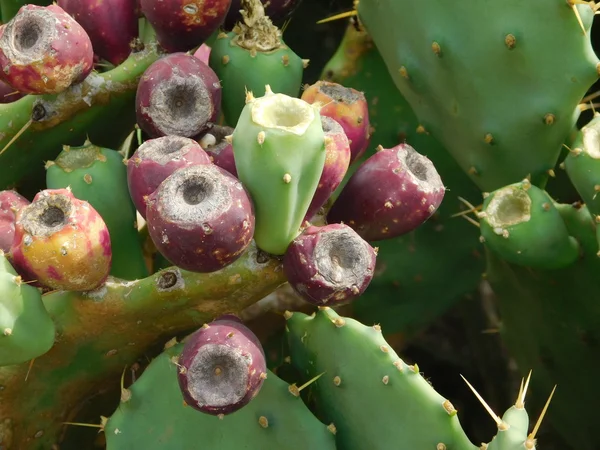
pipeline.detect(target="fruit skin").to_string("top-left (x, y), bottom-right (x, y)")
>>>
top-left (146, 164), bottom-right (255, 272)
top-left (198, 125), bottom-right (238, 178)
top-left (327, 143), bottom-right (445, 242)
top-left (126, 135), bottom-right (211, 218)
top-left (57, 0), bottom-right (139, 66)
top-left (10, 188), bottom-right (112, 291)
top-left (304, 116), bottom-right (350, 222)
top-left (0, 79), bottom-right (24, 103)
top-left (0, 190), bottom-right (30, 253)
top-left (45, 141), bottom-right (149, 280)
top-left (136, 52), bottom-right (222, 139)
top-left (209, 0), bottom-right (305, 126)
top-left (283, 223), bottom-right (377, 306)
top-left (231, 88), bottom-right (326, 255)
top-left (177, 315), bottom-right (267, 416)
top-left (0, 4), bottom-right (94, 95)
top-left (104, 342), bottom-right (337, 450)
top-left (140, 0), bottom-right (232, 52)
top-left (301, 80), bottom-right (370, 164)
top-left (0, 251), bottom-right (55, 367)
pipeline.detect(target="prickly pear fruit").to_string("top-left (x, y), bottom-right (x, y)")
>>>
top-left (194, 43), bottom-right (212, 65)
top-left (283, 223), bottom-right (376, 306)
top-left (198, 125), bottom-right (238, 178)
top-left (140, 0), bottom-right (232, 52)
top-left (177, 315), bottom-right (267, 416)
top-left (327, 143), bottom-right (445, 242)
top-left (0, 4), bottom-right (94, 94)
top-left (209, 0), bottom-right (305, 126)
top-left (57, 0), bottom-right (138, 66)
top-left (127, 135), bottom-right (211, 218)
top-left (301, 80), bottom-right (370, 163)
top-left (10, 188), bottom-right (112, 291)
top-left (479, 179), bottom-right (580, 270)
top-left (46, 141), bottom-right (148, 280)
top-left (0, 190), bottom-right (29, 253)
top-left (305, 116), bottom-right (351, 222)
top-left (224, 0), bottom-right (303, 29)
top-left (104, 343), bottom-right (337, 450)
top-left (0, 252), bottom-right (55, 366)
top-left (232, 87), bottom-right (326, 255)
top-left (146, 164), bottom-right (254, 272)
top-left (136, 52), bottom-right (222, 139)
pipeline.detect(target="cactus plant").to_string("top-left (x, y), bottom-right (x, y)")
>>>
top-left (1, 1), bottom-right (597, 449)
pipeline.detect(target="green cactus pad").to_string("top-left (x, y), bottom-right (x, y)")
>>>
top-left (209, 0), bottom-right (305, 127)
top-left (0, 242), bottom-right (286, 449)
top-left (104, 343), bottom-right (336, 449)
top-left (46, 141), bottom-right (148, 280)
top-left (564, 112), bottom-right (600, 216)
top-left (0, 41), bottom-right (161, 191)
top-left (0, 252), bottom-right (55, 366)
top-left (232, 88), bottom-right (326, 255)
top-left (485, 201), bottom-right (600, 449)
top-left (285, 307), bottom-right (478, 450)
top-left (356, 0), bottom-right (600, 191)
top-left (479, 180), bottom-right (580, 270)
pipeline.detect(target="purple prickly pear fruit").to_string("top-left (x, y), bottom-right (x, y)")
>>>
top-left (10, 188), bottom-right (112, 291)
top-left (140, 0), bottom-right (232, 52)
top-left (198, 125), bottom-right (237, 178)
top-left (283, 223), bottom-right (377, 306)
top-left (0, 4), bottom-right (94, 95)
top-left (0, 190), bottom-right (30, 253)
top-left (301, 80), bottom-right (370, 164)
top-left (57, 0), bottom-right (139, 66)
top-left (136, 52), bottom-right (222, 139)
top-left (0, 79), bottom-right (24, 103)
top-left (193, 43), bottom-right (212, 65)
top-left (327, 143), bottom-right (445, 242)
top-left (304, 116), bottom-right (351, 223)
top-left (177, 315), bottom-right (267, 416)
top-left (224, 0), bottom-right (303, 29)
top-left (127, 135), bottom-right (211, 218)
top-left (145, 164), bottom-right (255, 273)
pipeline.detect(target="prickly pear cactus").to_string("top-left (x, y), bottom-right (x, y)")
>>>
top-left (0, 0), bottom-right (592, 449)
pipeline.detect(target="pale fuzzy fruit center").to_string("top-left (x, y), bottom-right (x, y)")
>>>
top-left (251, 93), bottom-right (314, 136)
top-left (485, 186), bottom-right (532, 229)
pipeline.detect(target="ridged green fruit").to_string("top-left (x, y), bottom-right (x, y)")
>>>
top-left (232, 87), bottom-right (326, 255)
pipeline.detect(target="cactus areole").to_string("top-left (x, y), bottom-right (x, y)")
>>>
top-left (232, 87), bottom-right (326, 255)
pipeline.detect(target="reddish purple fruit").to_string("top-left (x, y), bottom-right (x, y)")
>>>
top-left (304, 116), bottom-right (351, 222)
top-left (193, 43), bottom-right (212, 65)
top-left (283, 223), bottom-right (377, 306)
top-left (146, 164), bottom-right (255, 272)
top-left (140, 0), bottom-right (232, 52)
top-left (127, 135), bottom-right (211, 218)
top-left (301, 80), bottom-right (370, 164)
top-left (57, 0), bottom-right (139, 66)
top-left (0, 190), bottom-right (30, 253)
top-left (198, 125), bottom-right (237, 178)
top-left (177, 315), bottom-right (267, 416)
top-left (224, 0), bottom-right (303, 29)
top-left (136, 52), bottom-right (222, 139)
top-left (0, 4), bottom-right (94, 95)
top-left (327, 143), bottom-right (445, 241)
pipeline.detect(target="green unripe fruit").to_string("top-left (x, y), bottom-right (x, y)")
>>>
top-left (479, 180), bottom-right (580, 270)
top-left (209, 0), bottom-right (305, 126)
top-left (232, 87), bottom-right (326, 255)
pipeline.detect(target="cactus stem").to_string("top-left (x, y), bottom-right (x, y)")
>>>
top-left (0, 118), bottom-right (32, 156)
top-left (460, 374), bottom-right (507, 429)
top-left (525, 385), bottom-right (557, 449)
